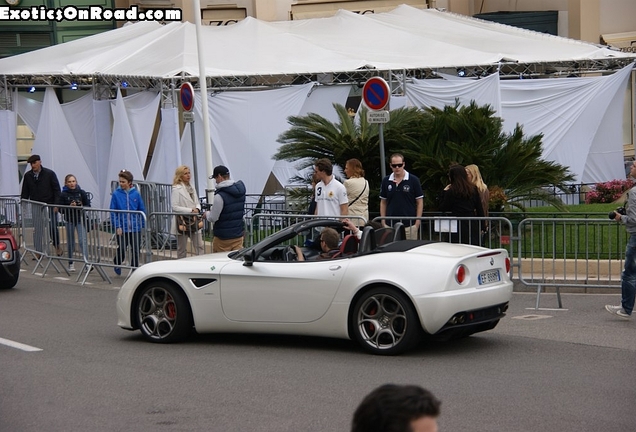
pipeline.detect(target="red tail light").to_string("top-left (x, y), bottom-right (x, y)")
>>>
top-left (455, 265), bottom-right (466, 284)
top-left (0, 242), bottom-right (7, 251)
top-left (505, 257), bottom-right (510, 273)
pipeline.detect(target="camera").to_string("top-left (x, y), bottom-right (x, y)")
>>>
top-left (201, 202), bottom-right (212, 212)
top-left (608, 207), bottom-right (626, 220)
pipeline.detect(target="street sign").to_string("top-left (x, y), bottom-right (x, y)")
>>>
top-left (367, 110), bottom-right (390, 123)
top-left (362, 77), bottom-right (390, 111)
top-left (182, 111), bottom-right (194, 123)
top-left (180, 82), bottom-right (194, 112)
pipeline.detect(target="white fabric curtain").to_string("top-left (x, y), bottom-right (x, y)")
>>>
top-left (406, 73), bottom-right (501, 114)
top-left (20, 88), bottom-right (100, 206)
top-left (93, 99), bottom-right (113, 206)
top-left (184, 83), bottom-right (315, 196)
top-left (103, 89), bottom-right (160, 208)
top-left (500, 63), bottom-right (634, 182)
top-left (271, 84), bottom-right (353, 187)
top-left (0, 110), bottom-right (19, 196)
top-left (146, 107), bottom-right (180, 185)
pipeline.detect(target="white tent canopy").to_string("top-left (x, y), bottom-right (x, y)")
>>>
top-left (0, 5), bottom-right (631, 79)
top-left (1, 5), bottom-right (635, 201)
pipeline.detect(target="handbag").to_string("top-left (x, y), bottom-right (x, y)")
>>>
top-left (348, 180), bottom-right (368, 206)
top-left (177, 215), bottom-right (203, 234)
top-left (434, 219), bottom-right (458, 233)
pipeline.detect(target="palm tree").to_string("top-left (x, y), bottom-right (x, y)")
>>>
top-left (275, 101), bottom-right (574, 213)
top-left (275, 104), bottom-right (422, 208)
top-left (403, 101), bottom-right (575, 211)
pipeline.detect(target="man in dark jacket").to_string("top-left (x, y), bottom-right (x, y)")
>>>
top-left (21, 154), bottom-right (62, 256)
top-left (204, 165), bottom-right (246, 253)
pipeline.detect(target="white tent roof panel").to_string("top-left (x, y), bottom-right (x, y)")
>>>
top-left (0, 6), bottom-right (632, 79)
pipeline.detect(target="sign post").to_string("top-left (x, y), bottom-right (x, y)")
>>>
top-left (180, 82), bottom-right (200, 194)
top-left (362, 77), bottom-right (391, 179)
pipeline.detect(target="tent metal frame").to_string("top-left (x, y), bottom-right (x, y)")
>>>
top-left (2, 57), bottom-right (634, 110)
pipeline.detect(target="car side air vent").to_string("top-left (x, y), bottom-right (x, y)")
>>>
top-left (191, 278), bottom-right (217, 288)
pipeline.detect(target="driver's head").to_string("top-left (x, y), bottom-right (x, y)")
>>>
top-left (320, 228), bottom-right (340, 252)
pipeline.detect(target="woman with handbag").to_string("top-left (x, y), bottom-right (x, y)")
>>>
top-left (171, 165), bottom-right (204, 258)
top-left (439, 164), bottom-right (485, 246)
top-left (344, 158), bottom-right (369, 227)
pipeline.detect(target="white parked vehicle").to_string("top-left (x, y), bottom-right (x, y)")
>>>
top-left (116, 219), bottom-right (513, 355)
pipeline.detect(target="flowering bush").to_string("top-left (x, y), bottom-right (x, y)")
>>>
top-left (585, 179), bottom-right (634, 204)
top-left (488, 186), bottom-right (507, 211)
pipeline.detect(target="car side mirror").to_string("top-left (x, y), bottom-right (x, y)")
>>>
top-left (243, 249), bottom-right (255, 266)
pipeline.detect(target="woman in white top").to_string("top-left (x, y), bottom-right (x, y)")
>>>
top-left (344, 158), bottom-right (369, 226)
top-left (171, 165), bottom-right (204, 258)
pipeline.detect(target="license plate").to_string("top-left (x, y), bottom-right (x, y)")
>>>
top-left (478, 269), bottom-right (500, 285)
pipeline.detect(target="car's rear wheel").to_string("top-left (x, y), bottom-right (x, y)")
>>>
top-left (351, 287), bottom-right (421, 355)
top-left (136, 281), bottom-right (193, 343)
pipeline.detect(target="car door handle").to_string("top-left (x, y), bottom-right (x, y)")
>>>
top-left (329, 265), bottom-right (341, 271)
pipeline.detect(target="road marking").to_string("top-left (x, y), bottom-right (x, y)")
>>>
top-left (0, 337), bottom-right (43, 352)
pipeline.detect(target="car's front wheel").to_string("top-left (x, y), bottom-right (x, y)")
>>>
top-left (351, 287), bottom-right (421, 355)
top-left (136, 281), bottom-right (193, 343)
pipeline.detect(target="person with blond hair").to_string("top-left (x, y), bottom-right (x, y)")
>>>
top-left (466, 164), bottom-right (489, 217)
top-left (171, 165), bottom-right (204, 258)
top-left (344, 158), bottom-right (369, 226)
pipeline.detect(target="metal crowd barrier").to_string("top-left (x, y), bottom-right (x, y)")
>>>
top-left (517, 218), bottom-right (627, 309)
top-left (145, 211), bottom-right (214, 259)
top-left (371, 215), bottom-right (515, 254)
top-left (7, 196), bottom-right (631, 303)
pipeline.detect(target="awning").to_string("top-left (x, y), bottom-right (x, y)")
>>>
top-left (601, 31), bottom-right (636, 52)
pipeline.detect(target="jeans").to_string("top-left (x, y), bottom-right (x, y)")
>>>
top-left (620, 234), bottom-right (636, 315)
top-left (66, 221), bottom-right (87, 265)
top-left (114, 231), bottom-right (141, 268)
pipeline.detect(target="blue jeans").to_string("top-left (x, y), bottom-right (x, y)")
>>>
top-left (620, 234), bottom-right (636, 315)
top-left (66, 221), bottom-right (87, 265)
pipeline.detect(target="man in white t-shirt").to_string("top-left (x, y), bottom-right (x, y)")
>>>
top-left (314, 158), bottom-right (348, 217)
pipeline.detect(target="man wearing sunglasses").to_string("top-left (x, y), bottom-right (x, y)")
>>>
top-left (379, 153), bottom-right (423, 239)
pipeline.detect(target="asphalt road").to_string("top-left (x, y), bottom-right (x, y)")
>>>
top-left (1, 270), bottom-right (635, 432)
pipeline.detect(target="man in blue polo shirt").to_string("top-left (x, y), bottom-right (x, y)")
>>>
top-left (379, 153), bottom-right (423, 240)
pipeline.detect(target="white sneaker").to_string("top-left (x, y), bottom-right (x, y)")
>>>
top-left (605, 305), bottom-right (630, 319)
top-left (68, 263), bottom-right (76, 272)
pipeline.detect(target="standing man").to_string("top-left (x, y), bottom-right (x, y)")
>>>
top-left (205, 165), bottom-right (246, 253)
top-left (314, 158), bottom-right (348, 217)
top-left (605, 160), bottom-right (636, 319)
top-left (21, 154), bottom-right (63, 256)
top-left (379, 153), bottom-right (424, 239)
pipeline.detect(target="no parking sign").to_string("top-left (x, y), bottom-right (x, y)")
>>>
top-left (362, 77), bottom-right (390, 111)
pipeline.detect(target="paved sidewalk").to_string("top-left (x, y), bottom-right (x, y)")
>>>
top-left (495, 291), bottom-right (635, 352)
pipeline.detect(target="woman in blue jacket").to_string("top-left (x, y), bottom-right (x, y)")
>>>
top-left (109, 170), bottom-right (146, 275)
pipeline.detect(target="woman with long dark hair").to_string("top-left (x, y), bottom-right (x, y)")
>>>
top-left (440, 164), bottom-right (485, 245)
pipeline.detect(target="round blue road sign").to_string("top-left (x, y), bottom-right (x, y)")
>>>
top-left (180, 82), bottom-right (194, 112)
top-left (362, 77), bottom-right (390, 111)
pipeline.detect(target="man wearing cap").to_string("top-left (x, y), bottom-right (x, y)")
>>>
top-left (204, 165), bottom-right (247, 253)
top-left (21, 154), bottom-right (63, 256)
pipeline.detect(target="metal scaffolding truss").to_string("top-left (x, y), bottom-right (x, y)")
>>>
top-left (1, 57), bottom-right (633, 108)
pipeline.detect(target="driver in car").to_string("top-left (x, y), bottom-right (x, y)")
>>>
top-left (294, 227), bottom-right (340, 261)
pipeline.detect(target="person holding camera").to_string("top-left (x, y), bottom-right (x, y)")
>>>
top-left (605, 161), bottom-right (636, 319)
top-left (171, 165), bottom-right (204, 258)
top-left (58, 174), bottom-right (91, 272)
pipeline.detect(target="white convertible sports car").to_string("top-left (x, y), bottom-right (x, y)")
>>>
top-left (117, 219), bottom-right (513, 355)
